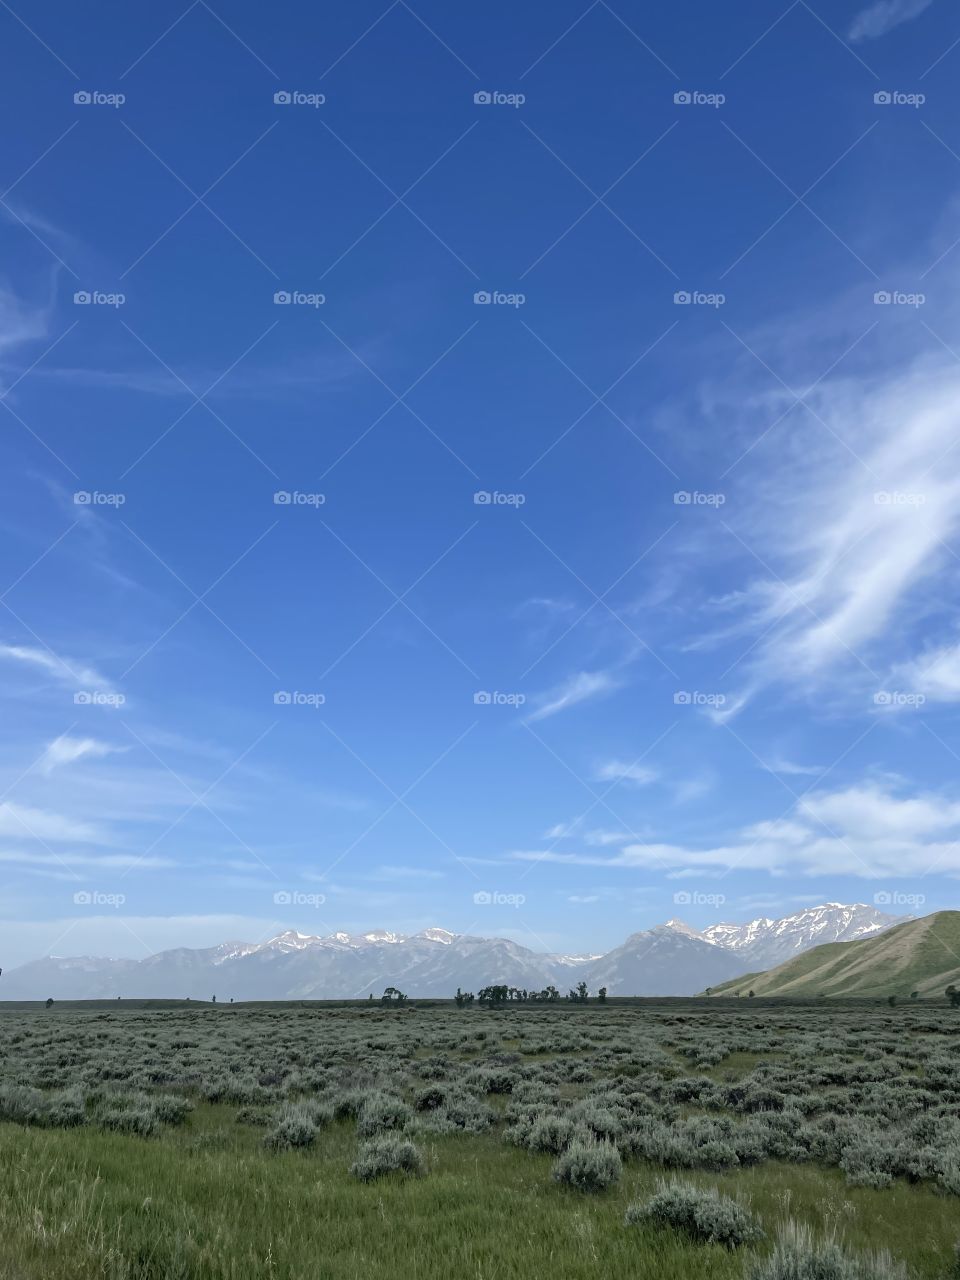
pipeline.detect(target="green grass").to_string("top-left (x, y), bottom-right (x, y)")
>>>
top-left (0, 1000), bottom-right (958, 1278)
top-left (1, 1115), bottom-right (957, 1280)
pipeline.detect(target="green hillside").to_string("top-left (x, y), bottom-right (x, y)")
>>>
top-left (707, 911), bottom-right (960, 998)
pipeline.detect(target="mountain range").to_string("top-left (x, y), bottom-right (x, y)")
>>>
top-left (706, 910), bottom-right (960, 999)
top-left (0, 903), bottom-right (903, 1000)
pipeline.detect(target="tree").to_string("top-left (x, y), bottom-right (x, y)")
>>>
top-left (946, 985), bottom-right (960, 1007)
top-left (212, 995), bottom-right (217, 1003)
top-left (44, 997), bottom-right (54, 1009)
top-left (748, 990), bottom-right (755, 998)
top-left (455, 987), bottom-right (466, 1008)
top-left (910, 991), bottom-right (918, 1000)
top-left (598, 986), bottom-right (608, 1004)
top-left (887, 995), bottom-right (897, 1007)
top-left (381, 986), bottom-right (408, 1004)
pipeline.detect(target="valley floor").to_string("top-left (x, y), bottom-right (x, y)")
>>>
top-left (0, 1001), bottom-right (957, 1279)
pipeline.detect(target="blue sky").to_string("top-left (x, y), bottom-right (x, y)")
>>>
top-left (3, 0), bottom-right (960, 967)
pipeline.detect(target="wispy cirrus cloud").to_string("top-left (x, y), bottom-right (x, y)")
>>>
top-left (0, 802), bottom-right (103, 843)
top-left (0, 643), bottom-right (115, 693)
top-left (702, 348), bottom-right (960, 718)
top-left (40, 735), bottom-right (122, 774)
top-left (594, 759), bottom-right (658, 787)
top-left (526, 669), bottom-right (620, 722)
top-left (848, 0), bottom-right (935, 42)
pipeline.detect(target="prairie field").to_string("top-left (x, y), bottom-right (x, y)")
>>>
top-left (0, 998), bottom-right (958, 1280)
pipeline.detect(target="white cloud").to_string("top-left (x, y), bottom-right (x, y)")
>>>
top-left (712, 354), bottom-right (960, 716)
top-left (891, 641), bottom-right (960, 703)
top-left (0, 802), bottom-right (102, 843)
top-left (595, 760), bottom-right (658, 787)
top-left (0, 643), bottom-right (114, 692)
top-left (763, 758), bottom-right (825, 777)
top-left (40, 735), bottom-right (121, 774)
top-left (526, 669), bottom-right (619, 721)
top-left (365, 865), bottom-right (445, 881)
top-left (0, 850), bottom-right (174, 870)
top-left (0, 280), bottom-right (49, 362)
top-left (512, 780), bottom-right (960, 879)
top-left (848, 0), bottom-right (934, 42)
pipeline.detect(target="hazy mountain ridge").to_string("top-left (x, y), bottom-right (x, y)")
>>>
top-left (0, 904), bottom-right (905, 1000)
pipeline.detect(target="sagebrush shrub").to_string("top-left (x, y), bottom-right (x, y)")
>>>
top-left (356, 1092), bottom-right (412, 1138)
top-left (264, 1105), bottom-right (317, 1150)
top-left (350, 1134), bottom-right (424, 1181)
top-left (747, 1222), bottom-right (907, 1280)
top-left (551, 1138), bottom-right (622, 1193)
top-left (627, 1179), bottom-right (764, 1248)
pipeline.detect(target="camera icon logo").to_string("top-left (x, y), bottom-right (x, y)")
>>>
top-left (274, 290), bottom-right (291, 304)
top-left (673, 291), bottom-right (691, 304)
top-left (474, 91), bottom-right (492, 105)
top-left (874, 91), bottom-right (892, 105)
top-left (673, 690), bottom-right (692, 704)
top-left (74, 691), bottom-right (92, 704)
top-left (274, 690), bottom-right (292, 704)
top-left (73, 290), bottom-right (91, 305)
top-left (273, 491), bottom-right (292, 504)
top-left (74, 491), bottom-right (92, 504)
top-left (672, 890), bottom-right (692, 905)
top-left (73, 890), bottom-right (92, 904)
top-left (473, 890), bottom-right (492, 904)
top-left (473, 290), bottom-right (492, 305)
top-left (273, 889), bottom-right (293, 904)
top-left (874, 290), bottom-right (891, 304)
top-left (874, 890), bottom-right (892, 905)
top-left (473, 491), bottom-right (492, 504)
top-left (673, 491), bottom-right (691, 504)
top-left (473, 690), bottom-right (492, 704)
top-left (74, 91), bottom-right (92, 105)
top-left (674, 91), bottom-right (692, 105)
top-left (274, 91), bottom-right (292, 105)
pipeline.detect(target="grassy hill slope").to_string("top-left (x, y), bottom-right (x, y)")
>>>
top-left (708, 911), bottom-right (960, 998)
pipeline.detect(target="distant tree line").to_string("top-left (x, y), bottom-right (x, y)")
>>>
top-left (455, 983), bottom-right (607, 1007)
